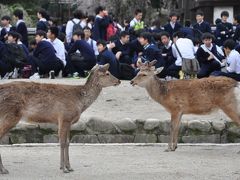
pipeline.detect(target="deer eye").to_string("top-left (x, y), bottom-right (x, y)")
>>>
top-left (106, 72), bottom-right (110, 76)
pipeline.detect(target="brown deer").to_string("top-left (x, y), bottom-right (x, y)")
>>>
top-left (130, 60), bottom-right (240, 152)
top-left (0, 64), bottom-right (120, 174)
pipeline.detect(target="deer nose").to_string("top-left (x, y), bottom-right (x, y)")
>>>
top-left (130, 80), bottom-right (134, 85)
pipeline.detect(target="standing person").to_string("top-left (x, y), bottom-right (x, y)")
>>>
top-left (211, 39), bottom-right (240, 81)
top-left (36, 9), bottom-right (49, 32)
top-left (196, 33), bottom-right (224, 78)
top-left (92, 6), bottom-right (110, 41)
top-left (130, 9), bottom-right (144, 31)
top-left (83, 27), bottom-right (98, 56)
top-left (65, 9), bottom-right (86, 44)
top-left (215, 11), bottom-right (233, 46)
top-left (193, 11), bottom-right (211, 35)
top-left (0, 15), bottom-right (13, 42)
top-left (163, 12), bottom-right (182, 38)
top-left (233, 14), bottom-right (240, 43)
top-left (13, 9), bottom-right (28, 47)
top-left (47, 26), bottom-right (66, 75)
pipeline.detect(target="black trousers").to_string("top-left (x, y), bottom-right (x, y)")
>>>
top-left (197, 61), bottom-right (221, 79)
top-left (166, 64), bottom-right (182, 78)
top-left (211, 71), bottom-right (240, 81)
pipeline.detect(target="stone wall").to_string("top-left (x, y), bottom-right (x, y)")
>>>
top-left (1, 117), bottom-right (240, 144)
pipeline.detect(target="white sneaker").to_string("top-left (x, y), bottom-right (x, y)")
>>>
top-left (29, 73), bottom-right (40, 80)
top-left (2, 72), bottom-right (13, 80)
top-left (11, 68), bottom-right (19, 79)
top-left (49, 70), bottom-right (55, 79)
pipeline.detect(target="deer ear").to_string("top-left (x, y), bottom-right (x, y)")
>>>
top-left (154, 67), bottom-right (164, 75)
top-left (149, 60), bottom-right (158, 67)
top-left (92, 64), bottom-right (99, 71)
top-left (99, 63), bottom-right (110, 72)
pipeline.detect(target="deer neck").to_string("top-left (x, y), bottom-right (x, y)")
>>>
top-left (145, 75), bottom-right (166, 103)
top-left (78, 74), bottom-right (102, 111)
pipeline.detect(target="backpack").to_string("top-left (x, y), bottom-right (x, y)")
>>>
top-left (106, 23), bottom-right (118, 41)
top-left (72, 20), bottom-right (82, 33)
top-left (4, 43), bottom-right (27, 68)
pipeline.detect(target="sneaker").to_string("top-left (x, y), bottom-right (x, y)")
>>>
top-left (73, 72), bottom-right (80, 79)
top-left (11, 68), bottom-right (19, 79)
top-left (49, 70), bottom-right (55, 79)
top-left (29, 73), bottom-right (40, 80)
top-left (2, 72), bottom-right (13, 80)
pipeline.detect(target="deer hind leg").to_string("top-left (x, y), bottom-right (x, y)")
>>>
top-left (58, 121), bottom-right (72, 173)
top-left (165, 112), bottom-right (182, 152)
top-left (219, 102), bottom-right (240, 126)
top-left (0, 114), bottom-right (21, 174)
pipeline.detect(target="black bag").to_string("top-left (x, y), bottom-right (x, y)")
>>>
top-left (119, 63), bottom-right (135, 80)
top-left (4, 43), bottom-right (27, 68)
top-left (70, 52), bottom-right (85, 62)
top-left (72, 20), bottom-right (82, 33)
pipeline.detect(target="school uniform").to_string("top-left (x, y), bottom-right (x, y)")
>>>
top-left (16, 20), bottom-right (28, 47)
top-left (92, 15), bottom-right (110, 41)
top-left (193, 21), bottom-right (211, 34)
top-left (215, 22), bottom-right (233, 46)
top-left (163, 22), bottom-right (182, 38)
top-left (112, 39), bottom-right (131, 64)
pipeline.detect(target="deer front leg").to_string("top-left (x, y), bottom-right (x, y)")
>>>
top-left (59, 121), bottom-right (72, 173)
top-left (165, 112), bottom-right (182, 152)
top-left (64, 129), bottom-right (73, 172)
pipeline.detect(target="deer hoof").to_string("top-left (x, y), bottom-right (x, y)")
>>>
top-left (63, 169), bottom-right (70, 173)
top-left (66, 167), bottom-right (74, 172)
top-left (0, 167), bottom-right (9, 174)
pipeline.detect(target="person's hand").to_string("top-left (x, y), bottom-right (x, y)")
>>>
top-left (208, 54), bottom-right (214, 60)
top-left (131, 64), bottom-right (135, 68)
top-left (136, 58), bottom-right (142, 67)
top-left (115, 51), bottom-right (122, 60)
top-left (138, 52), bottom-right (143, 56)
top-left (221, 59), bottom-right (227, 67)
top-left (103, 10), bottom-right (108, 16)
top-left (220, 31), bottom-right (226, 35)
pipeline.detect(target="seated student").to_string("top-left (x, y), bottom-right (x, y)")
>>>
top-left (215, 11), bottom-right (233, 46)
top-left (196, 33), bottom-right (224, 78)
top-left (29, 30), bottom-right (63, 79)
top-left (0, 41), bottom-right (12, 78)
top-left (169, 31), bottom-right (196, 78)
top-left (97, 40), bottom-right (120, 78)
top-left (83, 26), bottom-right (99, 56)
top-left (137, 32), bottom-right (163, 68)
top-left (158, 31), bottom-right (176, 77)
top-left (13, 9), bottom-right (28, 47)
top-left (47, 26), bottom-right (66, 75)
top-left (68, 31), bottom-right (96, 77)
top-left (233, 14), bottom-right (240, 43)
top-left (163, 12), bottom-right (182, 38)
top-left (108, 31), bottom-right (131, 65)
top-left (211, 39), bottom-right (240, 81)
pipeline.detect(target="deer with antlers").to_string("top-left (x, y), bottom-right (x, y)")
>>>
top-left (0, 64), bottom-right (120, 174)
top-left (131, 60), bottom-right (240, 152)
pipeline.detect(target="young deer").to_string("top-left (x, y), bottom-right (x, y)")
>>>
top-left (0, 64), bottom-right (120, 174)
top-left (131, 60), bottom-right (240, 152)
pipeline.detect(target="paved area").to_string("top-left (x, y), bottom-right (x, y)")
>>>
top-left (0, 144), bottom-right (240, 180)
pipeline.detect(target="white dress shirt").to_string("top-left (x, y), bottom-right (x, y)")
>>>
top-left (226, 49), bottom-right (240, 74)
top-left (47, 38), bottom-right (66, 66)
top-left (86, 38), bottom-right (99, 56)
top-left (65, 18), bottom-right (86, 43)
top-left (172, 38), bottom-right (195, 66)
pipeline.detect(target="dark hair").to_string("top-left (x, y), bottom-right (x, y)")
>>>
top-left (72, 30), bottom-right (85, 39)
top-left (169, 12), bottom-right (178, 18)
top-left (221, 11), bottom-right (229, 18)
top-left (58, 32), bottom-right (66, 42)
top-left (7, 31), bottom-right (19, 41)
top-left (87, 15), bottom-right (95, 23)
top-left (184, 20), bottom-right (191, 27)
top-left (159, 31), bottom-right (170, 39)
top-left (49, 26), bottom-right (59, 37)
top-left (135, 9), bottom-right (142, 15)
top-left (36, 30), bottom-right (47, 38)
top-left (13, 9), bottom-right (23, 19)
top-left (223, 39), bottom-right (236, 50)
top-left (172, 31), bottom-right (184, 39)
top-left (97, 39), bottom-right (107, 47)
top-left (196, 11), bottom-right (204, 17)
top-left (234, 14), bottom-right (240, 24)
top-left (139, 32), bottom-right (152, 43)
top-left (83, 26), bottom-right (91, 31)
top-left (120, 31), bottom-right (129, 38)
top-left (95, 6), bottom-right (105, 15)
top-left (1, 15), bottom-right (11, 21)
top-left (37, 9), bottom-right (48, 19)
top-left (73, 9), bottom-right (84, 19)
top-left (201, 32), bottom-right (215, 41)
top-left (30, 39), bottom-right (37, 46)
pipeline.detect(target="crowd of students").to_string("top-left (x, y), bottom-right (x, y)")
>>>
top-left (0, 6), bottom-right (240, 81)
